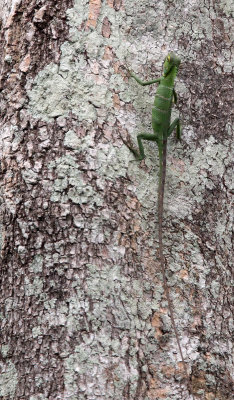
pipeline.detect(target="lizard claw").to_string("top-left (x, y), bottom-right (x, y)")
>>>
top-left (121, 135), bottom-right (143, 161)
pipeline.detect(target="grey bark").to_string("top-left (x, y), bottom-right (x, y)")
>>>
top-left (0, 0), bottom-right (233, 399)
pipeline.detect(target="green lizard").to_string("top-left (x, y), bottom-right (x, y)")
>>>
top-left (124, 53), bottom-right (194, 397)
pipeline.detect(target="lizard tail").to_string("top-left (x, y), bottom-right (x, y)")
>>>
top-left (157, 140), bottom-right (194, 398)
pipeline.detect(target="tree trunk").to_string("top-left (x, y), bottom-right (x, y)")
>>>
top-left (0, 1), bottom-right (233, 399)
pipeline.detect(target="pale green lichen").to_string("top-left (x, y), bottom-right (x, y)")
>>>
top-left (29, 255), bottom-right (43, 273)
top-left (1, 345), bottom-right (9, 358)
top-left (10, 275), bottom-right (155, 399)
top-left (95, 144), bottom-right (130, 179)
top-left (24, 276), bottom-right (44, 296)
top-left (24, 261), bottom-right (158, 398)
top-left (27, 56), bottom-right (107, 122)
top-left (22, 169), bottom-right (39, 184)
top-left (0, 361), bottom-right (18, 398)
top-left (64, 130), bottom-right (81, 149)
top-left (61, 263), bottom-right (157, 398)
top-left (219, 0), bottom-right (234, 16)
top-left (32, 326), bottom-right (43, 338)
top-left (27, 1), bottom-right (160, 124)
top-left (65, 129), bottom-right (95, 153)
top-left (48, 155), bottom-right (103, 206)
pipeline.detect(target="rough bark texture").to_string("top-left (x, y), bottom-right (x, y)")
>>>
top-left (0, 0), bottom-right (233, 399)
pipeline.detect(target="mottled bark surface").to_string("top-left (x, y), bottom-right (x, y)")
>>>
top-left (0, 1), bottom-right (233, 399)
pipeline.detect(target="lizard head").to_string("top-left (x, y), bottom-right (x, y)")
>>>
top-left (163, 53), bottom-right (181, 76)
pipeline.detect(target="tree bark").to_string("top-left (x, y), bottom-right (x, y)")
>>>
top-left (0, 1), bottom-right (233, 399)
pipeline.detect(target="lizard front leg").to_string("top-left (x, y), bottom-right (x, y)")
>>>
top-left (167, 118), bottom-right (181, 140)
top-left (130, 72), bottom-right (161, 87)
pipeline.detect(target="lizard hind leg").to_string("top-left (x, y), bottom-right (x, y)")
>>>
top-left (136, 132), bottom-right (158, 160)
top-left (121, 136), bottom-right (143, 161)
top-left (123, 132), bottom-right (158, 161)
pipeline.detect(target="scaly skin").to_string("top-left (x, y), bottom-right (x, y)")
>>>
top-left (125, 53), bottom-right (194, 399)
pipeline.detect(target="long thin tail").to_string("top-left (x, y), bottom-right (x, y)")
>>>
top-left (158, 140), bottom-right (193, 397)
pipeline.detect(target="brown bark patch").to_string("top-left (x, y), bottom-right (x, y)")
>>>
top-left (102, 16), bottom-right (111, 38)
top-left (19, 53), bottom-right (31, 72)
top-left (86, 0), bottom-right (102, 29)
top-left (147, 380), bottom-right (169, 399)
top-left (113, 93), bottom-right (120, 109)
top-left (33, 5), bottom-right (47, 22)
top-left (0, 0), bottom-right (73, 91)
top-left (151, 312), bottom-right (163, 339)
top-left (103, 46), bottom-right (114, 60)
top-left (107, 0), bottom-right (123, 11)
top-left (179, 269), bottom-right (189, 280)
